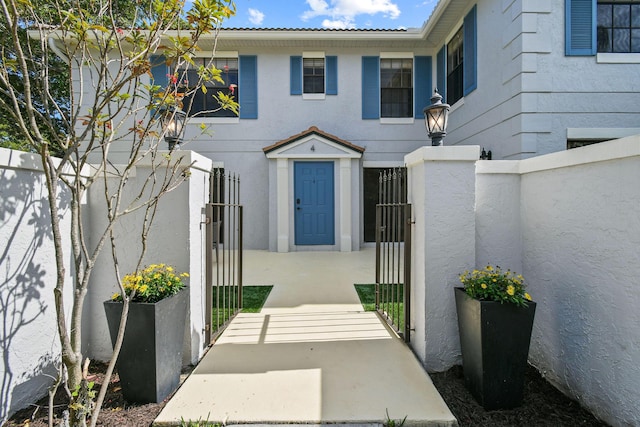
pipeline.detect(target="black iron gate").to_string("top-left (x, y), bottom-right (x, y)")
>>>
top-left (205, 169), bottom-right (243, 343)
top-left (375, 168), bottom-right (412, 342)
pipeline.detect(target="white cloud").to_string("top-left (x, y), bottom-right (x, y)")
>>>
top-left (302, 0), bottom-right (401, 28)
top-left (322, 18), bottom-right (355, 29)
top-left (248, 8), bottom-right (265, 26)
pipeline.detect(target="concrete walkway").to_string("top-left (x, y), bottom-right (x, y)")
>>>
top-left (154, 249), bottom-right (457, 426)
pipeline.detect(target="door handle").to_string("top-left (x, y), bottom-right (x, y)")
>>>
top-left (296, 198), bottom-right (300, 204)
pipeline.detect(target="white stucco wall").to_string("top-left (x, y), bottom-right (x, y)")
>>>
top-left (405, 146), bottom-right (479, 371)
top-left (83, 151), bottom-right (212, 366)
top-left (475, 161), bottom-right (522, 273)
top-left (519, 137), bottom-right (640, 427)
top-left (0, 148), bottom-right (74, 422)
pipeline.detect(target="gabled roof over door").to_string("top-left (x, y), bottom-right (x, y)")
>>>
top-left (263, 126), bottom-right (365, 159)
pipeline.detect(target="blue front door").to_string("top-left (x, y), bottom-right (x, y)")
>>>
top-left (294, 161), bottom-right (335, 245)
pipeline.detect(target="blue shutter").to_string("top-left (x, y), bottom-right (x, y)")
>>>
top-left (566, 0), bottom-right (596, 55)
top-left (414, 56), bottom-right (432, 119)
top-left (239, 55), bottom-right (257, 119)
top-left (290, 56), bottom-right (302, 95)
top-left (326, 56), bottom-right (338, 95)
top-left (436, 47), bottom-right (446, 103)
top-left (150, 55), bottom-right (168, 87)
top-left (362, 56), bottom-right (379, 119)
top-left (463, 5), bottom-right (477, 96)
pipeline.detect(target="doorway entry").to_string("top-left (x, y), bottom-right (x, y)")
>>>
top-left (294, 161), bottom-right (335, 245)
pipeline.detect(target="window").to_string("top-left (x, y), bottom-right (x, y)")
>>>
top-left (380, 58), bottom-right (413, 118)
top-left (447, 27), bottom-right (464, 105)
top-left (177, 58), bottom-right (239, 118)
top-left (362, 55), bottom-right (431, 120)
top-left (303, 58), bottom-right (325, 94)
top-left (597, 2), bottom-right (640, 52)
top-left (436, 5), bottom-right (476, 104)
top-left (291, 54), bottom-right (337, 96)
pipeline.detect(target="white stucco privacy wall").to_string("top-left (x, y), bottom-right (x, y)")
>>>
top-left (518, 137), bottom-right (640, 427)
top-left (83, 151), bottom-right (212, 366)
top-left (467, 137), bottom-right (640, 426)
top-left (409, 136), bottom-right (639, 426)
top-left (405, 146), bottom-right (479, 371)
top-left (0, 148), bottom-right (75, 423)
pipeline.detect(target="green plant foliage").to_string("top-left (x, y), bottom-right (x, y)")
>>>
top-left (459, 265), bottom-right (532, 306)
top-left (180, 414), bottom-right (220, 427)
top-left (112, 264), bottom-right (188, 303)
top-left (384, 408), bottom-right (407, 427)
top-left (354, 284), bottom-right (405, 333)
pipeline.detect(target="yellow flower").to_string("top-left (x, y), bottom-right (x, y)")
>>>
top-left (139, 284), bottom-right (149, 293)
top-left (486, 265), bottom-right (493, 271)
top-left (111, 292), bottom-right (121, 300)
top-left (506, 285), bottom-right (515, 296)
top-left (166, 266), bottom-right (174, 272)
top-left (481, 283), bottom-right (487, 289)
top-left (525, 293), bottom-right (532, 301)
top-left (181, 272), bottom-right (190, 278)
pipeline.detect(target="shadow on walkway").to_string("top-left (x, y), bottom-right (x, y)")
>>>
top-left (154, 250), bottom-right (456, 426)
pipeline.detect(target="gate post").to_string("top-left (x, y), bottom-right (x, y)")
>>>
top-left (404, 146), bottom-right (480, 372)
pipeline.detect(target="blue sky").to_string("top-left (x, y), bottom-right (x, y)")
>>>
top-left (223, 0), bottom-right (439, 30)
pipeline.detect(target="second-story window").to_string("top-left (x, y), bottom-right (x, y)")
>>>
top-left (177, 57), bottom-right (239, 118)
top-left (597, 2), bottom-right (640, 53)
top-left (303, 58), bottom-right (325, 94)
top-left (447, 27), bottom-right (464, 105)
top-left (380, 58), bottom-right (413, 118)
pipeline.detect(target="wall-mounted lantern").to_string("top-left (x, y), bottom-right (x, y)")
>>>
top-left (160, 108), bottom-right (186, 151)
top-left (423, 89), bottom-right (450, 146)
top-left (480, 148), bottom-right (492, 160)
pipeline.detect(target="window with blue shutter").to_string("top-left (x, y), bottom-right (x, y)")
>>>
top-left (463, 5), bottom-right (477, 95)
top-left (291, 54), bottom-right (337, 96)
top-left (239, 55), bottom-right (257, 119)
top-left (414, 56), bottom-right (432, 119)
top-left (362, 56), bottom-right (380, 119)
top-left (566, 0), bottom-right (597, 55)
top-left (436, 4), bottom-right (477, 105)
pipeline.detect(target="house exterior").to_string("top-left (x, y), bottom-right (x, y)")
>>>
top-left (99, 0), bottom-right (640, 252)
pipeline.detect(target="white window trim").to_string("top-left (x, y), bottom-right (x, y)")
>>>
top-left (379, 53), bottom-right (415, 123)
top-left (302, 51), bottom-right (326, 98)
top-left (303, 93), bottom-right (326, 100)
top-left (188, 117), bottom-right (239, 125)
top-left (380, 52), bottom-right (414, 59)
top-left (380, 117), bottom-right (415, 125)
top-left (597, 53), bottom-right (640, 63)
top-left (567, 127), bottom-right (640, 140)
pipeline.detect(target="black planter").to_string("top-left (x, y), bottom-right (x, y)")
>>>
top-left (103, 289), bottom-right (188, 403)
top-left (454, 287), bottom-right (536, 410)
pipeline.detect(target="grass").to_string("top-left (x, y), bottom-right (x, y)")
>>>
top-left (241, 285), bottom-right (273, 313)
top-left (355, 283), bottom-right (406, 335)
top-left (211, 285), bottom-right (273, 333)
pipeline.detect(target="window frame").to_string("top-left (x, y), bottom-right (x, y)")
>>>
top-left (436, 5), bottom-right (477, 106)
top-left (174, 52), bottom-right (240, 121)
top-left (379, 52), bottom-right (414, 124)
top-left (446, 26), bottom-right (464, 106)
top-left (597, 1), bottom-right (640, 53)
top-left (302, 52), bottom-right (326, 100)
